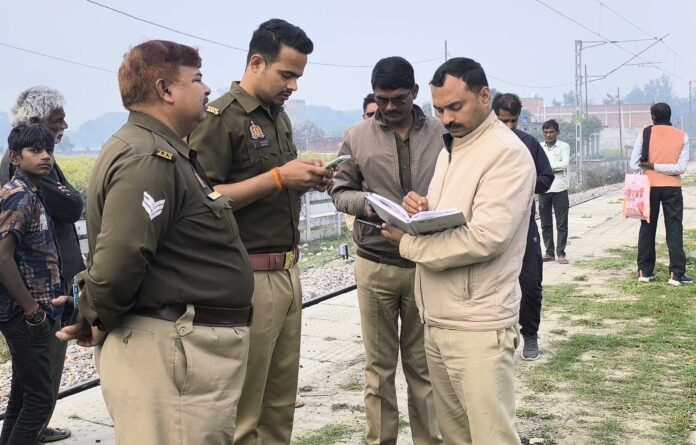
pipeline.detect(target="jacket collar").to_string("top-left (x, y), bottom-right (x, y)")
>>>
top-left (375, 105), bottom-right (427, 132)
top-left (127, 111), bottom-right (192, 159)
top-left (229, 82), bottom-right (283, 118)
top-left (11, 170), bottom-right (39, 192)
top-left (443, 109), bottom-right (497, 153)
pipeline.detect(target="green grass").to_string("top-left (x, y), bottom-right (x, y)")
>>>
top-left (299, 233), bottom-right (356, 271)
top-left (339, 378), bottom-right (362, 392)
top-left (291, 423), bottom-right (361, 445)
top-left (527, 229), bottom-right (696, 444)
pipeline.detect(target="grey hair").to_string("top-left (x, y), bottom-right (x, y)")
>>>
top-left (11, 86), bottom-right (65, 126)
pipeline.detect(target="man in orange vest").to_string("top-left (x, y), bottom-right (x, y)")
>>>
top-left (630, 102), bottom-right (692, 286)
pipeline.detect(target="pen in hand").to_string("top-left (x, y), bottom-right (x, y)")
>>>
top-left (356, 219), bottom-right (384, 229)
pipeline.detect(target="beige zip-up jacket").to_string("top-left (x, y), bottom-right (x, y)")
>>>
top-left (330, 106), bottom-right (446, 264)
top-left (399, 111), bottom-right (536, 331)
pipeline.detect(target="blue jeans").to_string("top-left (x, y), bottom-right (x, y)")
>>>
top-left (0, 314), bottom-right (55, 445)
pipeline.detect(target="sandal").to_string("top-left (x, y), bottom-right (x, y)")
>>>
top-left (41, 427), bottom-right (72, 443)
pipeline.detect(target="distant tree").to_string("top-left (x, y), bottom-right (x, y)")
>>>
top-left (421, 102), bottom-right (433, 117)
top-left (558, 116), bottom-right (602, 157)
top-left (552, 99), bottom-right (562, 107)
top-left (293, 120), bottom-right (327, 151)
top-left (56, 134), bottom-right (74, 153)
top-left (624, 75), bottom-right (675, 104)
top-left (520, 109), bottom-right (532, 123)
top-left (563, 90), bottom-right (576, 106)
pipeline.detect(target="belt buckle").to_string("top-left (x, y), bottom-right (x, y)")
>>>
top-left (283, 250), bottom-right (295, 270)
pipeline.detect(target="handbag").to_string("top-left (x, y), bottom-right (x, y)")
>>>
top-left (622, 173), bottom-right (650, 222)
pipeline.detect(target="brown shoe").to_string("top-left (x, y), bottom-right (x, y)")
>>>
top-left (542, 254), bottom-right (555, 262)
top-left (557, 256), bottom-right (569, 264)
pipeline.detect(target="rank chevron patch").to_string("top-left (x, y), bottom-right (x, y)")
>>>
top-left (142, 192), bottom-right (165, 220)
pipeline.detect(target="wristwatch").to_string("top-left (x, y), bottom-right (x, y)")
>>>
top-left (23, 305), bottom-right (46, 324)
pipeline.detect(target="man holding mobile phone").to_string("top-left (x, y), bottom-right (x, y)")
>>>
top-left (329, 57), bottom-right (446, 445)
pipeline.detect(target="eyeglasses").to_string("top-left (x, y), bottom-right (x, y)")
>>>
top-left (374, 92), bottom-right (412, 107)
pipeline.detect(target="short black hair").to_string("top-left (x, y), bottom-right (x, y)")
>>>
top-left (362, 93), bottom-right (375, 113)
top-left (371, 57), bottom-right (415, 91)
top-left (542, 119), bottom-right (559, 132)
top-left (8, 123), bottom-right (55, 153)
top-left (247, 18), bottom-right (313, 65)
top-left (430, 57), bottom-right (488, 94)
top-left (650, 102), bottom-right (671, 123)
top-left (492, 93), bottom-right (522, 116)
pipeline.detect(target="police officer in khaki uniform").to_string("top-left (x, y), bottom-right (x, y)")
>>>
top-left (189, 19), bottom-right (328, 445)
top-left (57, 40), bottom-right (254, 445)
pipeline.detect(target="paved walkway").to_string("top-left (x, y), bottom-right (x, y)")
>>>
top-left (9, 174), bottom-right (696, 444)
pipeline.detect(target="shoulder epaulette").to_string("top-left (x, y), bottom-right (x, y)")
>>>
top-left (206, 92), bottom-right (236, 116)
top-left (151, 134), bottom-right (176, 162)
top-left (154, 148), bottom-right (175, 161)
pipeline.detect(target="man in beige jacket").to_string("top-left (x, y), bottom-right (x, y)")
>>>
top-left (331, 57), bottom-right (444, 445)
top-left (382, 57), bottom-right (536, 445)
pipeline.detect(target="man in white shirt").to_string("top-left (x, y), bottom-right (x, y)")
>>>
top-left (538, 119), bottom-right (571, 264)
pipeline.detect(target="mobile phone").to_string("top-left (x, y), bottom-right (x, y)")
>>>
top-left (68, 283), bottom-right (80, 325)
top-left (324, 155), bottom-right (351, 169)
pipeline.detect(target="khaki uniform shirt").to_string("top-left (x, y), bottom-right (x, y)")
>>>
top-left (189, 82), bottom-right (300, 254)
top-left (81, 112), bottom-right (254, 331)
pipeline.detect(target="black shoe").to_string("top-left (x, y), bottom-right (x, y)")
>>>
top-left (40, 427), bottom-right (71, 443)
top-left (638, 270), bottom-right (656, 283)
top-left (522, 335), bottom-right (540, 361)
top-left (668, 273), bottom-right (693, 286)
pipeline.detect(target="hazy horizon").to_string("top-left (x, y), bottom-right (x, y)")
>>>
top-left (2, 0), bottom-right (695, 128)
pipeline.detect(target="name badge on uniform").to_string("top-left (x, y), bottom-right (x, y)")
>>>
top-left (207, 191), bottom-right (222, 200)
top-left (249, 120), bottom-right (271, 149)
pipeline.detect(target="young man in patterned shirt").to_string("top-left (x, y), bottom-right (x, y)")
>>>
top-left (0, 123), bottom-right (65, 444)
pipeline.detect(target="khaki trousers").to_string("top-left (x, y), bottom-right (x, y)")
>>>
top-left (355, 257), bottom-right (441, 445)
top-left (424, 325), bottom-right (521, 445)
top-left (233, 266), bottom-right (302, 445)
top-left (96, 305), bottom-right (250, 445)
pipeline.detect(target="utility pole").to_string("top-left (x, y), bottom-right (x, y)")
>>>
top-left (575, 40), bottom-right (583, 185)
top-left (617, 87), bottom-right (625, 171)
top-left (690, 80), bottom-right (693, 138)
top-left (444, 41), bottom-right (448, 61)
top-left (584, 65), bottom-right (589, 118)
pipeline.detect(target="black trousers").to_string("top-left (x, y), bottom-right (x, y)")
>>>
top-left (539, 190), bottom-right (569, 257)
top-left (0, 314), bottom-right (55, 445)
top-left (519, 218), bottom-right (543, 337)
top-left (637, 186), bottom-right (687, 275)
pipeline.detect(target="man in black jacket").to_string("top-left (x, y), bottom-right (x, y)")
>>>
top-left (493, 93), bottom-right (554, 361)
top-left (0, 86), bottom-right (84, 443)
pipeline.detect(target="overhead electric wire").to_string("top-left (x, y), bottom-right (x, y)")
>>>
top-left (595, 0), bottom-right (696, 73)
top-left (83, 0), bottom-right (439, 68)
top-left (0, 41), bottom-right (116, 74)
top-left (487, 74), bottom-right (573, 89)
top-left (533, 0), bottom-right (687, 83)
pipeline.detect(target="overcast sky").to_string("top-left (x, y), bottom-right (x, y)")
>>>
top-left (1, 0), bottom-right (695, 127)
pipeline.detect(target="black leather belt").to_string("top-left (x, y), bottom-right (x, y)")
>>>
top-left (132, 304), bottom-right (253, 327)
top-left (356, 249), bottom-right (415, 268)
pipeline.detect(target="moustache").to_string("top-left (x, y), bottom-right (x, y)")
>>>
top-left (445, 123), bottom-right (463, 130)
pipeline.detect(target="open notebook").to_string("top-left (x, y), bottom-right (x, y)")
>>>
top-left (366, 193), bottom-right (467, 236)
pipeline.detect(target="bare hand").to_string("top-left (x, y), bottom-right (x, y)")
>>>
top-left (279, 159), bottom-right (329, 191)
top-left (57, 184), bottom-right (72, 196)
top-left (363, 199), bottom-right (378, 220)
top-left (639, 161), bottom-right (654, 170)
top-left (402, 191), bottom-right (428, 215)
top-left (381, 224), bottom-right (406, 246)
top-left (56, 313), bottom-right (107, 347)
